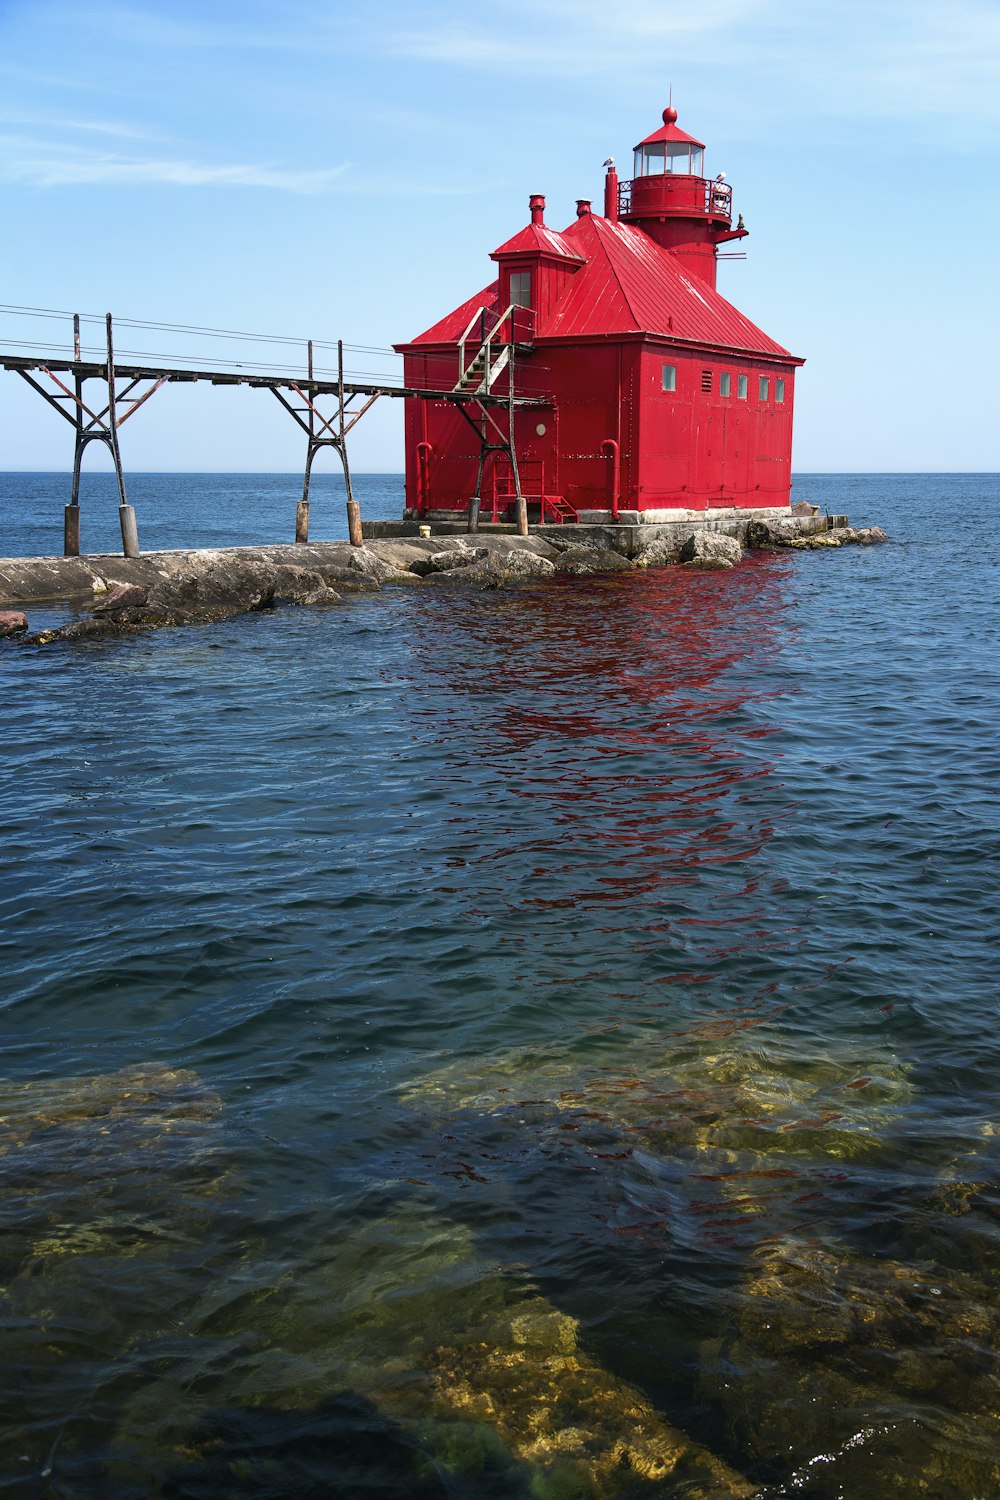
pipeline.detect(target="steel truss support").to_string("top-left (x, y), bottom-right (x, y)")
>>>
top-left (13, 314), bottom-right (164, 557)
top-left (268, 339), bottom-right (376, 547)
top-left (454, 344), bottom-right (526, 535)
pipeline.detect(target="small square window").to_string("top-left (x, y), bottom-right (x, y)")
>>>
top-left (720, 372), bottom-right (731, 397)
top-left (510, 271), bottom-right (532, 308)
top-left (737, 374), bottom-right (748, 400)
top-left (775, 378), bottom-right (786, 403)
top-left (661, 364), bottom-right (677, 392)
top-left (759, 377), bottom-right (770, 401)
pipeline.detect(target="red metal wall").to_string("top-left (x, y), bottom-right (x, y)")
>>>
top-left (635, 348), bottom-right (794, 510)
top-left (403, 338), bottom-right (795, 518)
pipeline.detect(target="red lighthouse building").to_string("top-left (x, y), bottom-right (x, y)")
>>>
top-left (395, 106), bottom-right (804, 528)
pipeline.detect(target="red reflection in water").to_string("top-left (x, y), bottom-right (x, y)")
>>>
top-left (399, 557), bottom-right (799, 931)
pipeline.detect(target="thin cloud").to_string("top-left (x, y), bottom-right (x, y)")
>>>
top-left (390, 0), bottom-right (768, 73)
top-left (0, 109), bottom-right (160, 140)
top-left (0, 138), bottom-right (349, 191)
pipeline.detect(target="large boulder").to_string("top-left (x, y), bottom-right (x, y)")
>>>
top-left (0, 610), bottom-right (28, 637)
top-left (345, 546), bottom-right (414, 585)
top-left (93, 583), bottom-right (149, 613)
top-left (409, 545), bottom-right (489, 577)
top-left (633, 538), bottom-right (679, 569)
top-left (268, 566), bottom-right (343, 606)
top-left (142, 559), bottom-right (278, 621)
top-left (679, 531), bottom-right (743, 569)
top-left (552, 544), bottom-right (633, 575)
top-left (854, 525), bottom-right (889, 544)
top-left (743, 517), bottom-right (807, 549)
top-left (428, 548), bottom-right (555, 589)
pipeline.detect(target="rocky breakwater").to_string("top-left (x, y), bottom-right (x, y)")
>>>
top-left (7, 537), bottom-right (559, 644)
top-left (1, 519), bottom-right (889, 644)
top-left (744, 518), bottom-right (889, 551)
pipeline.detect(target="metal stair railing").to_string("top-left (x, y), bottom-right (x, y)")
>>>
top-left (454, 304), bottom-right (518, 395)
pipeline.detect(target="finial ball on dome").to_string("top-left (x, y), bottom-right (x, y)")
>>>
top-left (662, 105), bottom-right (678, 125)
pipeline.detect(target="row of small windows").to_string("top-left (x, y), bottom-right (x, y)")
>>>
top-left (661, 365), bottom-right (786, 403)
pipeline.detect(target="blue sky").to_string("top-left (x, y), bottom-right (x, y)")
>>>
top-left (0, 0), bottom-right (997, 472)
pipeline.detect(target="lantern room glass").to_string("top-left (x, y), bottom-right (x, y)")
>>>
top-left (633, 142), bottom-right (705, 177)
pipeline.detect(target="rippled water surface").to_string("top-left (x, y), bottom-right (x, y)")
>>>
top-left (2, 473), bottom-right (999, 1498)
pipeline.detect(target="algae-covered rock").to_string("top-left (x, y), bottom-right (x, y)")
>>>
top-left (427, 1295), bottom-right (755, 1498)
top-left (107, 1198), bottom-right (754, 1498)
top-left (403, 1037), bottom-right (913, 1168)
top-left (701, 1237), bottom-right (1000, 1493)
top-left (0, 1062), bottom-right (230, 1487)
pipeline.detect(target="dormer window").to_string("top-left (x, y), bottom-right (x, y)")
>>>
top-left (633, 140), bottom-right (705, 177)
top-left (510, 271), bottom-right (532, 308)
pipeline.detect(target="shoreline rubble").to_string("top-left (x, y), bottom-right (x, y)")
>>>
top-left (0, 516), bottom-right (887, 645)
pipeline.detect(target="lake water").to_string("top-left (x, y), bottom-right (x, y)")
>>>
top-left (1, 473), bottom-right (999, 1498)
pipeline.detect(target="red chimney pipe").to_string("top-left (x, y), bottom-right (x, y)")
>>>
top-left (529, 194), bottom-right (545, 225)
top-left (576, 199), bottom-right (592, 217)
top-left (604, 164), bottom-right (619, 222)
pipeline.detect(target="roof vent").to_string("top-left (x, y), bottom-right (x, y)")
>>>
top-left (529, 194), bottom-right (545, 226)
top-left (576, 199), bottom-right (592, 217)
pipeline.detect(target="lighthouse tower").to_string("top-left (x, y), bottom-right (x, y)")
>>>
top-left (606, 105), bottom-right (748, 288)
top-left (395, 103), bottom-right (803, 526)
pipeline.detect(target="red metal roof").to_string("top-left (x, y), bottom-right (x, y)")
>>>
top-left (540, 213), bottom-right (797, 358)
top-left (401, 281), bottom-right (498, 347)
top-left (400, 213), bottom-right (799, 361)
top-left (635, 120), bottom-right (705, 149)
top-left (491, 222), bottom-right (584, 262)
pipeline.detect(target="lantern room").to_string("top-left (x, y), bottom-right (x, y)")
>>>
top-left (632, 112), bottom-right (705, 178)
top-left (614, 105), bottom-right (744, 287)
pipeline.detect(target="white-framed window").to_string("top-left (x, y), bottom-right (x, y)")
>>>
top-left (720, 372), bottom-right (732, 397)
top-left (775, 378), bottom-right (786, 403)
top-left (759, 377), bottom-right (770, 401)
top-left (737, 373), bottom-right (748, 400)
top-left (661, 364), bottom-right (677, 392)
top-left (510, 271), bottom-right (532, 308)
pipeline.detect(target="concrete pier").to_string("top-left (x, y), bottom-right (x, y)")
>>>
top-left (362, 513), bottom-right (845, 557)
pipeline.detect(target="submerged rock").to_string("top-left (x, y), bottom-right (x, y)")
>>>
top-left (427, 1295), bottom-right (755, 1497)
top-left (109, 1200), bottom-right (753, 1499)
top-left (0, 1061), bottom-right (225, 1246)
top-left (402, 1036), bottom-right (913, 1169)
top-left (701, 1237), bottom-right (1000, 1493)
top-left (0, 1062), bottom-right (230, 1485)
top-left (680, 531), bottom-right (743, 569)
